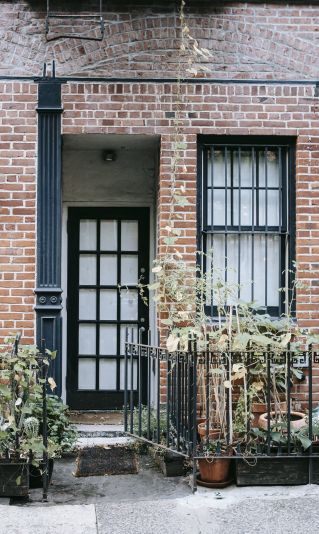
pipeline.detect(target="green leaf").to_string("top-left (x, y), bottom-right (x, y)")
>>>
top-left (298, 434), bottom-right (312, 450)
top-left (232, 333), bottom-right (250, 351)
top-left (163, 237), bottom-right (176, 246)
top-left (0, 385), bottom-right (10, 396)
top-left (148, 282), bottom-right (161, 291)
top-left (174, 196), bottom-right (191, 207)
top-left (16, 476), bottom-right (21, 486)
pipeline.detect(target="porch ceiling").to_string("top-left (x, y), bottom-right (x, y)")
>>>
top-left (63, 134), bottom-right (160, 152)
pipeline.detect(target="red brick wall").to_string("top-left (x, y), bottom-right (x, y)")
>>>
top-left (0, 83), bottom-right (37, 343)
top-left (62, 81), bottom-right (319, 331)
top-left (1, 1), bottom-right (319, 351)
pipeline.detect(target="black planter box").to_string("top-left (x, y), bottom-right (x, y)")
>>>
top-left (152, 449), bottom-right (186, 477)
top-left (236, 457), bottom-right (309, 486)
top-left (0, 462), bottom-right (29, 497)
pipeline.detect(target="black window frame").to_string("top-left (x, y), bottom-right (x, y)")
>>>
top-left (197, 135), bottom-right (296, 318)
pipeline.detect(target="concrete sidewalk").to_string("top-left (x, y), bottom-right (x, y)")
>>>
top-left (2, 486), bottom-right (319, 534)
top-left (1, 457), bottom-right (319, 534)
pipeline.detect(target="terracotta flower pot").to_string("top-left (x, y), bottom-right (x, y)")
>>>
top-left (258, 411), bottom-right (307, 431)
top-left (251, 401), bottom-right (287, 427)
top-left (197, 422), bottom-right (221, 441)
top-left (198, 457), bottom-right (231, 483)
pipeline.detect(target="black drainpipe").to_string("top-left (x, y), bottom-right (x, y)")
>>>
top-left (34, 69), bottom-right (65, 397)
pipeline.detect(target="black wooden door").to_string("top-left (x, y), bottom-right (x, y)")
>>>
top-left (67, 207), bottom-right (149, 410)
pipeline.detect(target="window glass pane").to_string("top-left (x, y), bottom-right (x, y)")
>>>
top-left (78, 358), bottom-right (96, 390)
top-left (121, 221), bottom-right (138, 251)
top-left (99, 359), bottom-right (117, 390)
top-left (99, 324), bottom-right (117, 355)
top-left (233, 149), bottom-right (253, 187)
top-left (267, 190), bottom-right (280, 226)
top-left (100, 255), bottom-right (117, 285)
top-left (211, 149), bottom-right (230, 187)
top-left (203, 144), bottom-right (285, 313)
top-left (253, 235), bottom-right (266, 307)
top-left (259, 149), bottom-right (279, 188)
top-left (121, 255), bottom-right (138, 285)
top-left (120, 289), bottom-right (138, 320)
top-left (267, 236), bottom-right (280, 306)
top-left (100, 290), bottom-right (117, 320)
top-left (239, 235), bottom-right (252, 302)
top-left (212, 189), bottom-right (225, 226)
top-left (78, 324), bottom-right (96, 355)
top-left (79, 220), bottom-right (96, 250)
top-left (100, 220), bottom-right (117, 250)
top-left (240, 189), bottom-right (254, 226)
top-left (79, 289), bottom-right (96, 320)
top-left (79, 255), bottom-right (96, 285)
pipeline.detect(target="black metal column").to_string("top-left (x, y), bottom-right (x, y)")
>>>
top-left (35, 75), bottom-right (64, 396)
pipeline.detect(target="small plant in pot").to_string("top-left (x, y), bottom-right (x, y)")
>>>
top-left (198, 439), bottom-right (233, 487)
top-left (0, 336), bottom-right (51, 496)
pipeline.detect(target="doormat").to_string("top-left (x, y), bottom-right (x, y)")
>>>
top-left (74, 445), bottom-right (138, 477)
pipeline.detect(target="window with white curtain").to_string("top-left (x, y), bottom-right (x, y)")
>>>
top-left (199, 138), bottom-right (295, 316)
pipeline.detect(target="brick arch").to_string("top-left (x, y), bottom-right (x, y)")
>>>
top-left (1, 4), bottom-right (319, 79)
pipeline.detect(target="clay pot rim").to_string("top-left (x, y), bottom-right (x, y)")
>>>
top-left (259, 410), bottom-right (306, 421)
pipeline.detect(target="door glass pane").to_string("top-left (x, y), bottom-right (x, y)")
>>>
top-left (120, 324), bottom-right (138, 354)
top-left (121, 255), bottom-right (138, 285)
top-left (100, 324), bottom-right (117, 355)
top-left (100, 290), bottom-right (117, 320)
top-left (100, 255), bottom-right (117, 285)
top-left (78, 358), bottom-right (96, 390)
top-left (79, 289), bottom-right (96, 320)
top-left (99, 359), bottom-right (117, 390)
top-left (79, 255), bottom-right (96, 285)
top-left (120, 359), bottom-right (137, 390)
top-left (121, 221), bottom-right (138, 251)
top-left (80, 220), bottom-right (96, 250)
top-left (79, 324), bottom-right (96, 354)
top-left (101, 220), bottom-right (117, 250)
top-left (120, 289), bottom-right (138, 320)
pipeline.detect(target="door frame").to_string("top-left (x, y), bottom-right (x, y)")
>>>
top-left (66, 206), bottom-right (150, 410)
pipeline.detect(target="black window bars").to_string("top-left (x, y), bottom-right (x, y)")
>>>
top-left (198, 137), bottom-right (295, 317)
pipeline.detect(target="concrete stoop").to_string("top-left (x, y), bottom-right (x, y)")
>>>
top-left (74, 424), bottom-right (138, 477)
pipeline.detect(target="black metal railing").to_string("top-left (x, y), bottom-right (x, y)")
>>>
top-left (124, 331), bottom-right (319, 491)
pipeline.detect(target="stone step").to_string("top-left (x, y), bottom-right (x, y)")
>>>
top-left (76, 436), bottom-right (135, 449)
top-left (75, 424), bottom-right (125, 439)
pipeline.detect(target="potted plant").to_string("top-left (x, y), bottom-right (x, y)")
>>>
top-left (0, 334), bottom-right (67, 496)
top-left (198, 439), bottom-right (233, 487)
top-left (0, 336), bottom-right (43, 496)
